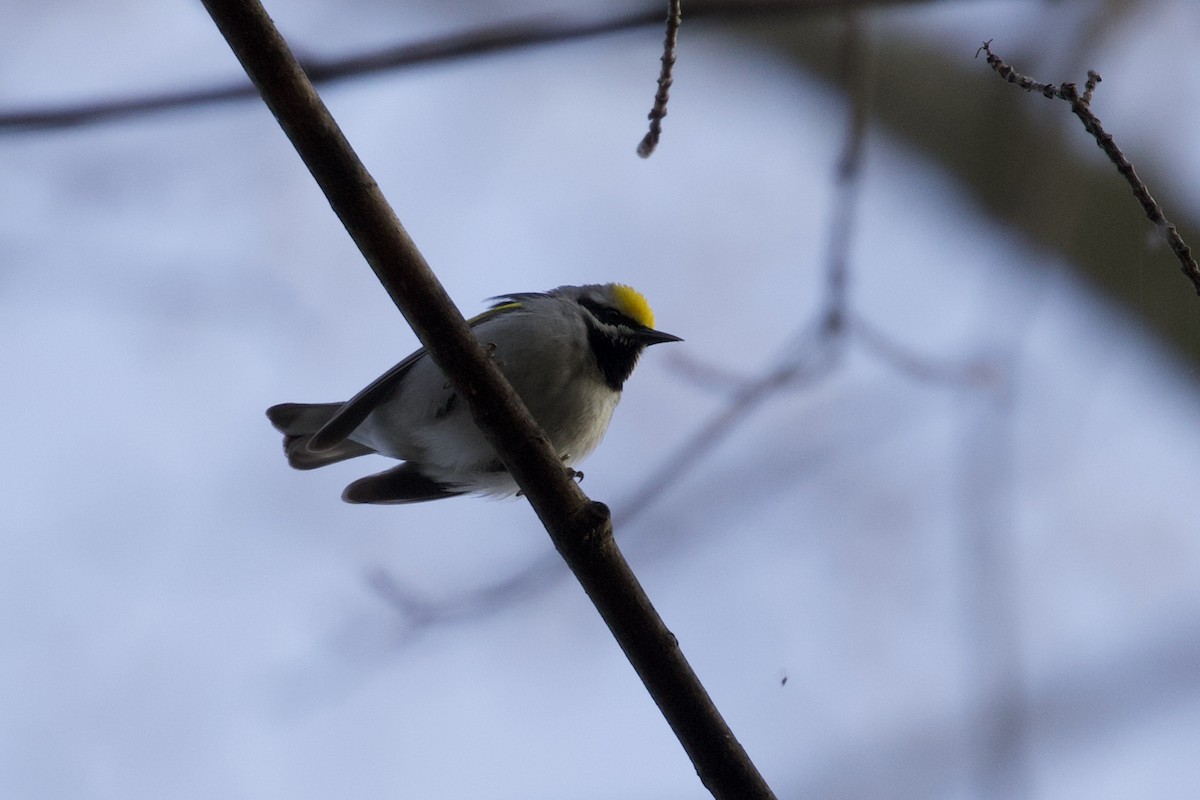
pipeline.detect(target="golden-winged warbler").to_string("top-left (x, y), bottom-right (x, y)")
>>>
top-left (267, 283), bottom-right (681, 503)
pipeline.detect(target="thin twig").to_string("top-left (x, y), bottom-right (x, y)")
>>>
top-left (977, 40), bottom-right (1200, 296)
top-left (637, 0), bottom-right (683, 158)
top-left (628, 8), bottom-right (869, 521)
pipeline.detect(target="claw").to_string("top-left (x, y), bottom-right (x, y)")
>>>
top-left (515, 467), bottom-right (583, 497)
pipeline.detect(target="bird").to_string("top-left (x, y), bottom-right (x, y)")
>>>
top-left (266, 283), bottom-right (681, 503)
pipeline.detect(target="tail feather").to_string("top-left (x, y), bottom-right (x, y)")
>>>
top-left (266, 402), bottom-right (374, 470)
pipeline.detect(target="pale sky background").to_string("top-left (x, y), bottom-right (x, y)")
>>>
top-left (2, 1), bottom-right (1199, 798)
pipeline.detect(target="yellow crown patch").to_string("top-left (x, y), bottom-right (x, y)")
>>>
top-left (611, 284), bottom-right (655, 329)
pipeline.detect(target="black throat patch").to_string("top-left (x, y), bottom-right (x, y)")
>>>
top-left (585, 322), bottom-right (645, 391)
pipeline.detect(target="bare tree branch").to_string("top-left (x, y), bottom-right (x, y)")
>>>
top-left (977, 41), bottom-right (1200, 297)
top-left (199, 0), bottom-right (775, 797)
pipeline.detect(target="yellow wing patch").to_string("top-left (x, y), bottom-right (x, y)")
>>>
top-left (467, 301), bottom-right (522, 327)
top-left (611, 284), bottom-right (656, 329)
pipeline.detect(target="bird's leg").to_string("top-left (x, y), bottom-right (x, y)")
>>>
top-left (559, 454), bottom-right (584, 483)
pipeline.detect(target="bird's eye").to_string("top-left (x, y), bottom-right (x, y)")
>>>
top-left (579, 298), bottom-right (639, 329)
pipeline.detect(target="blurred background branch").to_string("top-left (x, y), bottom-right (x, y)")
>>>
top-left (0, 0), bottom-right (955, 132)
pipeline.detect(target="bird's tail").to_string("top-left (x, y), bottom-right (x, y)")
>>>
top-left (266, 402), bottom-right (374, 469)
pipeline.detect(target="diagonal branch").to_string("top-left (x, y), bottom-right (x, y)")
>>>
top-left (977, 41), bottom-right (1200, 297)
top-left (199, 1), bottom-right (775, 797)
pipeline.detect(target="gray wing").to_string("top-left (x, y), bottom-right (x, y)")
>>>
top-left (341, 462), bottom-right (465, 504)
top-left (306, 349), bottom-right (427, 452)
top-left (306, 302), bottom-right (526, 453)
